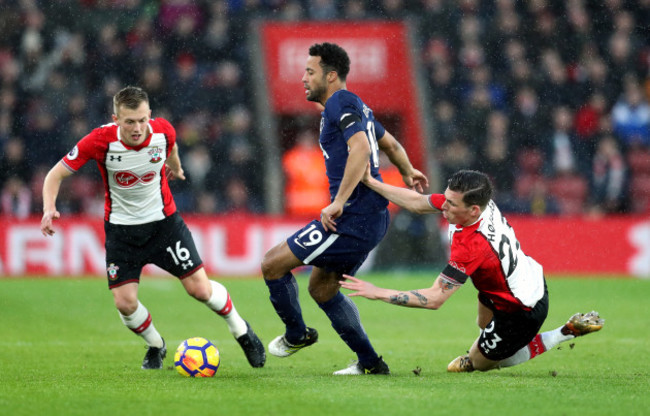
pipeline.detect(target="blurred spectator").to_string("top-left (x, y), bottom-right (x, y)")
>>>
top-left (562, 0), bottom-right (593, 63)
top-left (418, 0), bottom-right (456, 43)
top-left (459, 84), bottom-right (493, 143)
top-left (589, 135), bottom-right (627, 214)
top-left (472, 111), bottom-right (515, 206)
top-left (606, 30), bottom-right (639, 84)
top-left (157, 0), bottom-right (204, 36)
top-left (23, 102), bottom-right (63, 168)
top-left (579, 57), bottom-right (619, 105)
top-left (202, 5), bottom-right (237, 60)
top-left (168, 52), bottom-right (202, 118)
top-left (0, 87), bottom-right (17, 143)
top-left (437, 135), bottom-right (474, 183)
top-left (548, 170), bottom-right (590, 216)
top-left (612, 75), bottom-right (650, 149)
top-left (538, 48), bottom-right (577, 108)
top-left (509, 85), bottom-right (545, 149)
top-left (281, 129), bottom-right (329, 217)
top-left (542, 106), bottom-right (582, 176)
top-left (1, 0), bottom-right (649, 219)
top-left (139, 65), bottom-right (170, 114)
top-left (195, 190), bottom-right (220, 214)
top-left (432, 100), bottom-right (458, 146)
top-left (201, 60), bottom-right (246, 115)
top-left (378, 0), bottom-right (408, 20)
top-left (88, 75), bottom-right (122, 127)
top-left (183, 144), bottom-right (213, 193)
top-left (209, 105), bottom-right (263, 209)
top-left (574, 91), bottom-right (608, 162)
top-left (223, 176), bottom-right (259, 214)
top-left (308, 0), bottom-right (338, 20)
top-left (87, 23), bottom-right (133, 86)
top-left (0, 137), bottom-right (31, 185)
top-left (0, 176), bottom-right (31, 219)
top-left (342, 0), bottom-right (372, 20)
top-left (427, 61), bottom-right (460, 106)
top-left (520, 179), bottom-right (560, 216)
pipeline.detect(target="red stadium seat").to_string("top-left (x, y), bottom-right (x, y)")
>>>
top-left (548, 172), bottom-right (589, 215)
top-left (517, 148), bottom-right (544, 175)
top-left (514, 173), bottom-right (546, 200)
top-left (629, 173), bottom-right (650, 213)
top-left (627, 148), bottom-right (650, 175)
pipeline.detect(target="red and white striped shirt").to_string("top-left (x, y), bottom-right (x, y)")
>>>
top-left (430, 194), bottom-right (545, 313)
top-left (62, 118), bottom-right (177, 225)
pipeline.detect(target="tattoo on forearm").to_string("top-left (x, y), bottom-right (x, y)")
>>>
top-left (389, 293), bottom-right (409, 305)
top-left (439, 278), bottom-right (458, 292)
top-left (409, 290), bottom-right (428, 306)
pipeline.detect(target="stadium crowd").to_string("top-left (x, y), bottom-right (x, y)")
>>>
top-left (1, 0), bottom-right (649, 219)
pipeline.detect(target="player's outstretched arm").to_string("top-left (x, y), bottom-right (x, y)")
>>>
top-left (377, 130), bottom-right (428, 192)
top-left (362, 166), bottom-right (438, 215)
top-left (340, 274), bottom-right (459, 310)
top-left (41, 162), bottom-right (74, 236)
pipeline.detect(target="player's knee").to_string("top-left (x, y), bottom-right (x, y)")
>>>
top-left (307, 284), bottom-right (322, 302)
top-left (111, 286), bottom-right (138, 315)
top-left (183, 276), bottom-right (211, 302)
top-left (187, 284), bottom-right (211, 302)
top-left (308, 282), bottom-right (336, 304)
top-left (113, 296), bottom-right (138, 315)
top-left (261, 249), bottom-right (284, 279)
top-left (260, 253), bottom-right (274, 278)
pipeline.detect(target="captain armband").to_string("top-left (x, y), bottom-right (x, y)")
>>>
top-left (339, 113), bottom-right (362, 131)
top-left (440, 264), bottom-right (468, 286)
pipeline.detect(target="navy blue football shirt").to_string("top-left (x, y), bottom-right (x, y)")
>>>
top-left (319, 89), bottom-right (389, 214)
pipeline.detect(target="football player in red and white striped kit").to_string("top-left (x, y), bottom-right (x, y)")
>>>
top-left (341, 169), bottom-right (603, 372)
top-left (40, 86), bottom-right (265, 370)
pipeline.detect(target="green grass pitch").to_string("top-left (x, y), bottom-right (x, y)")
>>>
top-left (1, 273), bottom-right (648, 416)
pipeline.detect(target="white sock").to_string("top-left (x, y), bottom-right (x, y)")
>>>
top-left (541, 326), bottom-right (575, 349)
top-left (205, 280), bottom-right (248, 338)
top-left (119, 301), bottom-right (164, 348)
top-left (499, 346), bottom-right (532, 368)
top-left (499, 326), bottom-right (574, 368)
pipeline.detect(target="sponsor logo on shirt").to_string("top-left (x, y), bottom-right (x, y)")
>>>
top-left (114, 170), bottom-right (156, 187)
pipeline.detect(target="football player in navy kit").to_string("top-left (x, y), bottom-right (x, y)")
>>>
top-left (262, 43), bottom-right (428, 375)
top-left (341, 169), bottom-right (604, 372)
top-left (40, 86), bottom-right (266, 370)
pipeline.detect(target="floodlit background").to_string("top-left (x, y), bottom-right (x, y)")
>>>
top-left (0, 1), bottom-right (649, 276)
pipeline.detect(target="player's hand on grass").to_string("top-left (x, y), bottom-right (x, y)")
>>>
top-left (340, 274), bottom-right (379, 299)
top-left (41, 209), bottom-right (60, 236)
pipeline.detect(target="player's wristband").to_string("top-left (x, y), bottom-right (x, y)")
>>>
top-left (429, 194), bottom-right (445, 210)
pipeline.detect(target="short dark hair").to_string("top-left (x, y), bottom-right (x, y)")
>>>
top-left (308, 43), bottom-right (350, 81)
top-left (113, 86), bottom-right (149, 115)
top-left (447, 170), bottom-right (493, 209)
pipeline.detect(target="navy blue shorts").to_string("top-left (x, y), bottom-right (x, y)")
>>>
top-left (104, 213), bottom-right (203, 289)
top-left (286, 210), bottom-right (390, 275)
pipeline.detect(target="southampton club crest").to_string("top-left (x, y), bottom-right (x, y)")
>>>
top-left (148, 147), bottom-right (163, 163)
top-left (107, 263), bottom-right (120, 280)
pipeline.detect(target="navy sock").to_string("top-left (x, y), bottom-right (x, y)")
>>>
top-left (319, 291), bottom-right (379, 368)
top-left (265, 273), bottom-right (306, 344)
